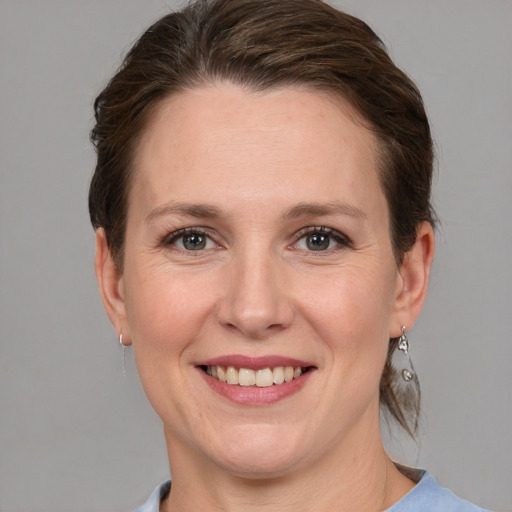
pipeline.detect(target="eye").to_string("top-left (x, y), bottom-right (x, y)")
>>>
top-left (165, 228), bottom-right (217, 251)
top-left (294, 227), bottom-right (351, 252)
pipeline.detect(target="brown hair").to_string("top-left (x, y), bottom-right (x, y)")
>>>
top-left (89, 0), bottom-right (435, 436)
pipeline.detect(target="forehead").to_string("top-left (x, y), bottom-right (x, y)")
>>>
top-left (131, 83), bottom-right (385, 219)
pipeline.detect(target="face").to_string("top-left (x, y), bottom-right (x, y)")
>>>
top-left (112, 84), bottom-right (412, 478)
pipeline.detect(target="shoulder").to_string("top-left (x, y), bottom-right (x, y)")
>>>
top-left (135, 481), bottom-right (171, 512)
top-left (388, 469), bottom-right (491, 512)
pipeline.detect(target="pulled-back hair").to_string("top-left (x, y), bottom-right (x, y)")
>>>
top-left (89, 0), bottom-right (435, 436)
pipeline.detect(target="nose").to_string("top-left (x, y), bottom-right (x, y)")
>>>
top-left (217, 248), bottom-right (294, 340)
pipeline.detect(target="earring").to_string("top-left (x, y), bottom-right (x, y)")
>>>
top-left (119, 333), bottom-right (127, 375)
top-left (397, 326), bottom-right (415, 382)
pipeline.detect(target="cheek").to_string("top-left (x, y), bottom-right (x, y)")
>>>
top-left (123, 264), bottom-right (219, 420)
top-left (301, 262), bottom-right (396, 330)
top-left (124, 262), bottom-right (217, 357)
top-left (297, 263), bottom-right (395, 370)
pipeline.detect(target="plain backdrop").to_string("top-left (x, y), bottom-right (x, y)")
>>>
top-left (1, 1), bottom-right (511, 511)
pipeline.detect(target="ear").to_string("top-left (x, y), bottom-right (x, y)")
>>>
top-left (391, 222), bottom-right (435, 337)
top-left (94, 228), bottom-right (131, 345)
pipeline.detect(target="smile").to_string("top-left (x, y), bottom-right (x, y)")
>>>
top-left (204, 365), bottom-right (306, 387)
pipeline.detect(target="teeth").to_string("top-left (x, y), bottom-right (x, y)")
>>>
top-left (273, 366), bottom-right (285, 384)
top-left (206, 365), bottom-right (306, 387)
top-left (226, 366), bottom-right (239, 385)
top-left (239, 368), bottom-right (256, 386)
top-left (256, 368), bottom-right (273, 387)
top-left (217, 366), bottom-right (227, 383)
top-left (284, 366), bottom-right (294, 382)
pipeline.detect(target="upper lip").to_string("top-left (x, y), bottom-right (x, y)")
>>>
top-left (198, 355), bottom-right (316, 370)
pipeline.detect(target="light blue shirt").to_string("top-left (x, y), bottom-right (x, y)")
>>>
top-left (136, 470), bottom-right (490, 512)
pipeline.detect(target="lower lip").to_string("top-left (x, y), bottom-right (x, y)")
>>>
top-left (198, 368), bottom-right (315, 406)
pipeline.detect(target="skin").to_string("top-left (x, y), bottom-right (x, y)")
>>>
top-left (96, 83), bottom-right (434, 512)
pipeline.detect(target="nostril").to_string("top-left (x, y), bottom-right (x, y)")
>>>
top-left (216, 279), bottom-right (295, 338)
top-left (219, 318), bottom-right (287, 340)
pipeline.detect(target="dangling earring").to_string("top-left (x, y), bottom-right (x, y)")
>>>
top-left (397, 326), bottom-right (415, 382)
top-left (119, 333), bottom-right (127, 375)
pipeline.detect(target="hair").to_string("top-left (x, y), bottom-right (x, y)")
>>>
top-left (89, 0), bottom-right (435, 437)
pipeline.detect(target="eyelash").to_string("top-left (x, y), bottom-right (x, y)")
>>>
top-left (293, 226), bottom-right (353, 252)
top-left (161, 226), bottom-right (352, 252)
top-left (161, 227), bottom-right (216, 250)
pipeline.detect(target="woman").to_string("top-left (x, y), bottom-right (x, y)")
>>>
top-left (89, 0), bottom-right (489, 510)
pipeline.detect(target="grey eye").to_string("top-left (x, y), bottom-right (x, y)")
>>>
top-left (181, 233), bottom-right (207, 250)
top-left (305, 232), bottom-right (331, 251)
top-left (166, 228), bottom-right (217, 252)
top-left (294, 227), bottom-right (351, 253)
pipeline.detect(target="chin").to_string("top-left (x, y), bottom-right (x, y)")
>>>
top-left (209, 424), bottom-right (308, 479)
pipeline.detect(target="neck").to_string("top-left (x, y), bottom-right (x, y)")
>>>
top-left (161, 417), bottom-right (415, 512)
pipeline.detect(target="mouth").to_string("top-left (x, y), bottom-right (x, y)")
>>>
top-left (196, 356), bottom-right (316, 405)
top-left (200, 365), bottom-right (313, 387)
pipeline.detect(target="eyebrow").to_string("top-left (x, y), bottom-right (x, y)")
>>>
top-left (145, 202), bottom-right (223, 222)
top-left (145, 200), bottom-right (367, 223)
top-left (283, 202), bottom-right (367, 221)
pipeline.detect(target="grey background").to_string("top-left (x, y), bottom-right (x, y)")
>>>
top-left (1, 1), bottom-right (511, 511)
